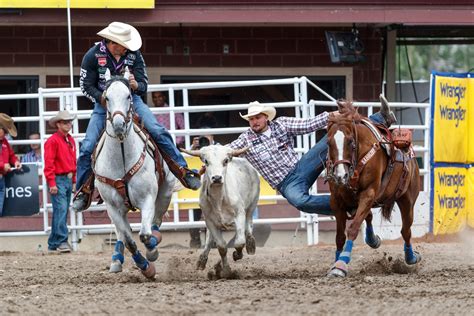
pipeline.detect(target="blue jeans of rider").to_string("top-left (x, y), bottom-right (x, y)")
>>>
top-left (0, 176), bottom-right (5, 217)
top-left (48, 175), bottom-right (73, 250)
top-left (76, 94), bottom-right (187, 190)
top-left (276, 112), bottom-right (385, 216)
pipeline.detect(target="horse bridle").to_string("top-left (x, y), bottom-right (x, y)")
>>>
top-left (103, 77), bottom-right (134, 140)
top-left (326, 120), bottom-right (359, 189)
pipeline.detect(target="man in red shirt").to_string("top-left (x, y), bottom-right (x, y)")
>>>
top-left (0, 113), bottom-right (21, 216)
top-left (44, 110), bottom-right (77, 253)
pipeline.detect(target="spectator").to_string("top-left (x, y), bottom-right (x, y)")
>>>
top-left (151, 91), bottom-right (185, 147)
top-left (0, 113), bottom-right (21, 216)
top-left (21, 132), bottom-right (42, 163)
top-left (44, 111), bottom-right (77, 253)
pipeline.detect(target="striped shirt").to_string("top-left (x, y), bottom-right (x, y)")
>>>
top-left (21, 150), bottom-right (42, 163)
top-left (229, 112), bottom-right (329, 189)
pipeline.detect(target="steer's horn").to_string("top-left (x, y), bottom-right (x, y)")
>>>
top-left (231, 147), bottom-right (249, 157)
top-left (180, 148), bottom-right (202, 157)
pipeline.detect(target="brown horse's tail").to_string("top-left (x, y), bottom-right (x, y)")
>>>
top-left (381, 202), bottom-right (395, 222)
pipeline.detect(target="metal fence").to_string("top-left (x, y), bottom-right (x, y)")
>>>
top-left (0, 77), bottom-right (431, 249)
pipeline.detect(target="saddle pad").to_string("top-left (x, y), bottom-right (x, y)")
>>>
top-left (361, 119), bottom-right (391, 156)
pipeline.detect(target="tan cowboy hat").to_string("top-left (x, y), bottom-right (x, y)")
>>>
top-left (239, 101), bottom-right (276, 121)
top-left (97, 22), bottom-right (142, 51)
top-left (0, 113), bottom-right (17, 137)
top-left (49, 110), bottom-right (76, 128)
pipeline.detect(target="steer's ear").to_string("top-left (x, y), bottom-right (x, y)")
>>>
top-left (180, 148), bottom-right (201, 157)
top-left (231, 147), bottom-right (248, 157)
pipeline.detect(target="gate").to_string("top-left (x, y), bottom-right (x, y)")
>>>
top-left (0, 77), bottom-right (431, 249)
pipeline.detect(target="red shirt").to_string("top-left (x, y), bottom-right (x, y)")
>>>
top-left (0, 138), bottom-right (19, 175)
top-left (44, 131), bottom-right (77, 187)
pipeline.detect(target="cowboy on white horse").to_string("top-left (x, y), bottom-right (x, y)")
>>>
top-left (73, 22), bottom-right (201, 212)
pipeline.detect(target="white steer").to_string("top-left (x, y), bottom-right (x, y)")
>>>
top-left (181, 145), bottom-right (260, 278)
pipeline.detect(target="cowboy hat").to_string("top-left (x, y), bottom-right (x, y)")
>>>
top-left (97, 22), bottom-right (142, 51)
top-left (239, 101), bottom-right (276, 121)
top-left (0, 113), bottom-right (17, 137)
top-left (49, 110), bottom-right (76, 128)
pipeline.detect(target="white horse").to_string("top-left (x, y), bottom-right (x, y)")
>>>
top-left (93, 67), bottom-right (175, 279)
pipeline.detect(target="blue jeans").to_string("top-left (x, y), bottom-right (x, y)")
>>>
top-left (76, 94), bottom-right (187, 189)
top-left (48, 175), bottom-right (73, 250)
top-left (0, 177), bottom-right (5, 216)
top-left (276, 113), bottom-right (385, 216)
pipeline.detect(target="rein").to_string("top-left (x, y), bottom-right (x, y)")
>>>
top-left (103, 77), bottom-right (134, 141)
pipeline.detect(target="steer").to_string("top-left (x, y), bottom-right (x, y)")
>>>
top-left (181, 144), bottom-right (260, 278)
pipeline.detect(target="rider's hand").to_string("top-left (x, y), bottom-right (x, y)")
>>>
top-left (3, 163), bottom-right (11, 172)
top-left (129, 74), bottom-right (138, 91)
top-left (14, 161), bottom-right (21, 170)
top-left (49, 186), bottom-right (58, 195)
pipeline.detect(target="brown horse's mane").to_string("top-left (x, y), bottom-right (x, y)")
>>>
top-left (327, 100), bottom-right (362, 128)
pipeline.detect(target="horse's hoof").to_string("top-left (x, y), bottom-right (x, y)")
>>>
top-left (196, 254), bottom-right (208, 270)
top-left (327, 260), bottom-right (348, 278)
top-left (366, 234), bottom-right (382, 249)
top-left (233, 250), bottom-right (243, 261)
top-left (141, 262), bottom-right (156, 279)
top-left (406, 251), bottom-right (422, 265)
top-left (246, 235), bottom-right (256, 255)
top-left (109, 261), bottom-right (123, 273)
top-left (146, 248), bottom-right (159, 262)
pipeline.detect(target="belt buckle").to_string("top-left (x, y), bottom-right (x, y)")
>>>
top-left (67, 172), bottom-right (73, 179)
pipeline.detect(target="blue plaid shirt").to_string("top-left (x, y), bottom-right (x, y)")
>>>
top-left (229, 112), bottom-right (329, 188)
top-left (21, 150), bottom-right (42, 163)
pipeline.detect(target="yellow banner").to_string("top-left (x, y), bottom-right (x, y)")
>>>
top-left (467, 167), bottom-right (474, 228)
top-left (433, 76), bottom-right (469, 163)
top-left (175, 156), bottom-right (277, 210)
top-left (1, 0), bottom-right (154, 8)
top-left (433, 167), bottom-right (468, 235)
top-left (468, 78), bottom-right (474, 163)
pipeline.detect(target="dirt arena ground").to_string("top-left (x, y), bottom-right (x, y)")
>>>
top-left (0, 233), bottom-right (473, 315)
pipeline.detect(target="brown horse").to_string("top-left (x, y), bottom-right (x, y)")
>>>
top-left (325, 100), bottom-right (421, 277)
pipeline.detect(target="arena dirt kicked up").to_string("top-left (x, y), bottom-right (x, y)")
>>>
top-left (0, 234), bottom-right (473, 315)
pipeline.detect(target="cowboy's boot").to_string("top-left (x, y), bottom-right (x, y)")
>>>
top-left (71, 175), bottom-right (95, 212)
top-left (379, 94), bottom-right (397, 127)
top-left (158, 147), bottom-right (201, 190)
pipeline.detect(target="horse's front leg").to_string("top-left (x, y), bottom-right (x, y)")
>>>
top-left (327, 207), bottom-right (348, 278)
top-left (337, 189), bottom-right (376, 277)
top-left (138, 197), bottom-right (161, 262)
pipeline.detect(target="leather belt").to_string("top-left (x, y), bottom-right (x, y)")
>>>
top-left (56, 172), bottom-right (73, 178)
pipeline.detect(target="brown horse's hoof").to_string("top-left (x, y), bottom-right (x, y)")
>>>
top-left (327, 260), bottom-right (348, 278)
top-left (141, 262), bottom-right (156, 279)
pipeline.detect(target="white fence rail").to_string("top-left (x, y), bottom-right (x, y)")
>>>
top-left (0, 77), bottom-right (431, 249)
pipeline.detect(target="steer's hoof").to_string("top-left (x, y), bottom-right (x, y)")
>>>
top-left (109, 260), bottom-right (122, 273)
top-left (141, 262), bottom-right (156, 279)
top-left (233, 250), bottom-right (243, 261)
top-left (246, 235), bottom-right (256, 255)
top-left (196, 253), bottom-right (208, 270)
top-left (327, 260), bottom-right (348, 278)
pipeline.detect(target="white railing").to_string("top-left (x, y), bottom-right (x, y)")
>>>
top-left (0, 77), bottom-right (431, 249)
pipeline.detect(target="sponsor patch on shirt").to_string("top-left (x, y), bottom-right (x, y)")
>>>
top-left (98, 57), bottom-right (107, 67)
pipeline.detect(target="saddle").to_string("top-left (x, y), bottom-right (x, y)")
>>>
top-left (82, 116), bottom-right (166, 211)
top-left (355, 119), bottom-right (415, 217)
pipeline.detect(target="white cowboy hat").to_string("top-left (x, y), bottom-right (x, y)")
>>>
top-left (0, 113), bottom-right (17, 137)
top-left (97, 22), bottom-right (142, 51)
top-left (239, 101), bottom-right (276, 121)
top-left (49, 110), bottom-right (76, 128)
